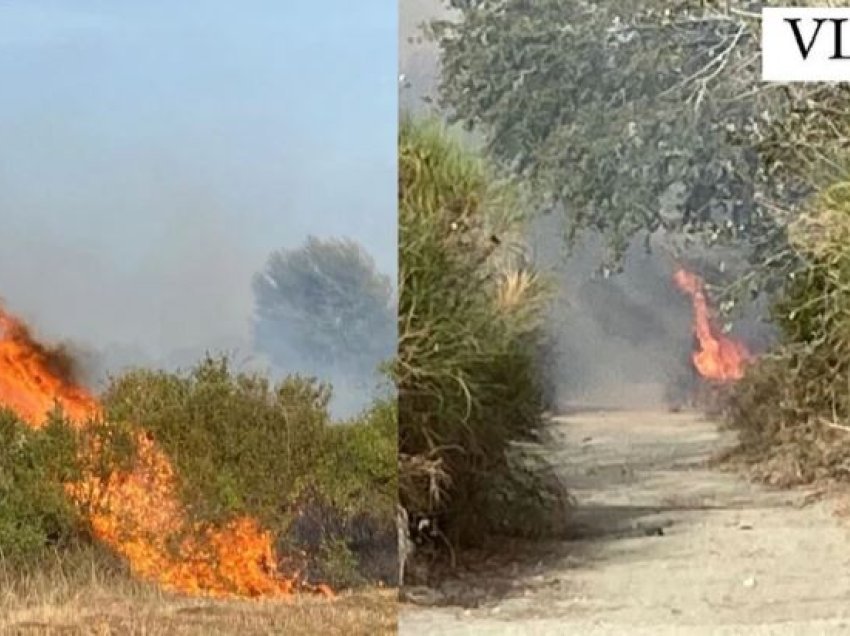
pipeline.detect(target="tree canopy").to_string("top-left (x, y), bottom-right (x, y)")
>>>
top-left (252, 236), bottom-right (395, 379)
top-left (432, 0), bottom-right (850, 297)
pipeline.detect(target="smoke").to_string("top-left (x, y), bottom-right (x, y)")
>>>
top-left (530, 208), bottom-right (781, 410)
top-left (399, 1), bottom-right (692, 408)
top-left (0, 199), bottom-right (262, 389)
top-left (0, 205), bottom-right (392, 418)
top-left (1, 3), bottom-right (397, 420)
top-left (529, 213), bottom-right (697, 409)
top-left (399, 0), bottom-right (455, 115)
top-left (399, 3), bottom-right (777, 410)
top-left (0, 218), bottom-right (390, 419)
top-left (250, 323), bottom-right (393, 421)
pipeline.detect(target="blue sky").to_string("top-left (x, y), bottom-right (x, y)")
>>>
top-left (0, 1), bottom-right (396, 370)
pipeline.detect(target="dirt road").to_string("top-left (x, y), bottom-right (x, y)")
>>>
top-left (400, 409), bottom-right (850, 635)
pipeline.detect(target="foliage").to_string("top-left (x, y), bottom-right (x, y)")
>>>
top-left (102, 358), bottom-right (329, 530)
top-left (252, 236), bottom-right (395, 380)
top-left (431, 0), bottom-right (850, 303)
top-left (424, 0), bottom-right (850, 494)
top-left (315, 398), bottom-right (397, 518)
top-left (398, 117), bottom-right (569, 549)
top-left (724, 176), bottom-right (850, 485)
top-left (100, 358), bottom-right (397, 586)
top-left (285, 398), bottom-right (398, 587)
top-left (0, 403), bottom-right (154, 568)
top-left (0, 410), bottom-right (83, 564)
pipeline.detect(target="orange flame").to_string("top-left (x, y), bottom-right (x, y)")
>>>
top-left (0, 306), bottom-right (332, 599)
top-left (673, 269), bottom-right (750, 382)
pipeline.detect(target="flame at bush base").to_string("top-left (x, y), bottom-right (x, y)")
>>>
top-left (0, 307), bottom-right (332, 599)
top-left (673, 269), bottom-right (751, 382)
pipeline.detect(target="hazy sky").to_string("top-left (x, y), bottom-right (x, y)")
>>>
top-left (0, 1), bottom-right (396, 370)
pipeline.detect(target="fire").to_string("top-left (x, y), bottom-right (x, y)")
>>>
top-left (0, 312), bottom-right (98, 425)
top-left (673, 268), bottom-right (750, 382)
top-left (0, 306), bottom-right (332, 599)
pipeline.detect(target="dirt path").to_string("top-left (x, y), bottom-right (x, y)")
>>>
top-left (400, 409), bottom-right (850, 635)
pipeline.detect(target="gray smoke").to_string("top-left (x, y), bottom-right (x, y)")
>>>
top-left (1, 5), bottom-right (396, 420)
top-left (0, 223), bottom-right (391, 419)
top-left (529, 214), bottom-right (697, 409)
top-left (400, 0), bottom-right (455, 115)
top-left (0, 205), bottom-right (261, 389)
top-left (0, 214), bottom-right (391, 418)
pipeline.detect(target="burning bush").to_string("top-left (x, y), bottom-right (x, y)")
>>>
top-left (0, 409), bottom-right (136, 566)
top-left (397, 118), bottom-right (570, 558)
top-left (0, 305), bottom-right (395, 594)
top-left (101, 358), bottom-right (396, 588)
top-left (725, 179), bottom-right (850, 485)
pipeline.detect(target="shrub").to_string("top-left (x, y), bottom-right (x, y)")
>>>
top-left (725, 179), bottom-right (850, 485)
top-left (397, 118), bottom-right (569, 549)
top-left (101, 358), bottom-right (330, 531)
top-left (100, 357), bottom-right (396, 587)
top-left (0, 410), bottom-right (83, 564)
top-left (285, 398), bottom-right (398, 587)
top-left (0, 405), bottom-right (151, 567)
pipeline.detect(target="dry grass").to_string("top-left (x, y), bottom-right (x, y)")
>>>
top-left (0, 551), bottom-right (397, 636)
top-left (1, 591), bottom-right (397, 636)
top-left (495, 270), bottom-right (540, 312)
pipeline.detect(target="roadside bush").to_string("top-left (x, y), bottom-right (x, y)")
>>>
top-left (100, 357), bottom-right (396, 587)
top-left (398, 118), bottom-right (570, 551)
top-left (725, 179), bottom-right (850, 485)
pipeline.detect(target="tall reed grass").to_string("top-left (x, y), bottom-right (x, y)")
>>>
top-left (398, 118), bottom-right (569, 552)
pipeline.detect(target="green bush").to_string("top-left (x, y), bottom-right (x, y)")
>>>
top-left (0, 405), bottom-right (146, 568)
top-left (397, 118), bottom-right (569, 548)
top-left (725, 179), bottom-right (850, 485)
top-left (102, 358), bottom-right (329, 530)
top-left (283, 398), bottom-right (398, 587)
top-left (100, 357), bottom-right (397, 587)
top-left (311, 397), bottom-right (396, 536)
top-left (0, 410), bottom-right (83, 564)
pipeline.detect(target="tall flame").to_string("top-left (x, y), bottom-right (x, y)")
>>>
top-left (0, 306), bottom-right (331, 598)
top-left (673, 269), bottom-right (750, 382)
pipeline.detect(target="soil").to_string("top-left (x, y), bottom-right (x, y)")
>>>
top-left (400, 408), bottom-right (850, 634)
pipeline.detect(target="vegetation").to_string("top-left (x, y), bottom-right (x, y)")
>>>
top-left (0, 410), bottom-right (82, 565)
top-left (398, 117), bottom-right (569, 555)
top-left (424, 0), bottom-right (850, 490)
top-left (101, 358), bottom-right (397, 588)
top-left (430, 0), bottom-right (850, 304)
top-left (1, 358), bottom-right (397, 590)
top-left (1, 239), bottom-right (397, 631)
top-left (253, 236), bottom-right (395, 381)
top-left (724, 177), bottom-right (850, 485)
top-left (1, 545), bottom-right (397, 636)
top-left (0, 409), bottom-right (138, 567)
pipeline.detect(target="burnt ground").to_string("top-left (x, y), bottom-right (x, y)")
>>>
top-left (400, 408), bottom-right (850, 635)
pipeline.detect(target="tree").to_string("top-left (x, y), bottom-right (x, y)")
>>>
top-left (431, 0), bottom-right (850, 303)
top-left (252, 237), bottom-right (395, 380)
